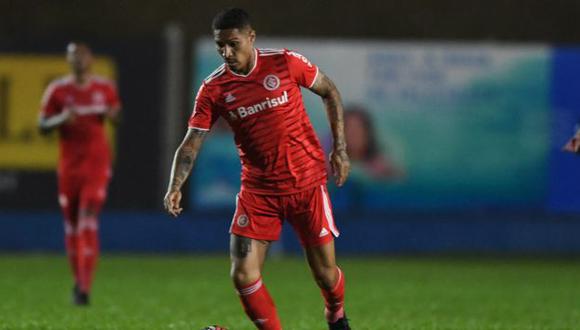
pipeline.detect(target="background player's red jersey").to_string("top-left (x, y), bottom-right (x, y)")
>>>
top-left (188, 48), bottom-right (327, 194)
top-left (41, 76), bottom-right (120, 176)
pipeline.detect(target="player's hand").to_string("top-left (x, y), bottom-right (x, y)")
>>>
top-left (329, 147), bottom-right (350, 187)
top-left (164, 189), bottom-right (183, 218)
top-left (63, 107), bottom-right (77, 124)
top-left (105, 107), bottom-right (121, 122)
top-left (563, 130), bottom-right (580, 154)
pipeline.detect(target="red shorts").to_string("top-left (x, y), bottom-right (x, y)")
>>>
top-left (57, 169), bottom-right (110, 223)
top-left (229, 184), bottom-right (340, 247)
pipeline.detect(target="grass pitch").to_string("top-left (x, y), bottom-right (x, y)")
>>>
top-left (0, 254), bottom-right (579, 329)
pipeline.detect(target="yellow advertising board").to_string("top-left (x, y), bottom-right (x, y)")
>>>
top-left (0, 55), bottom-right (117, 170)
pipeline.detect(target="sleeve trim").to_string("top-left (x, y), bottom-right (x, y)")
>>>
top-left (188, 126), bottom-right (210, 132)
top-left (308, 66), bottom-right (320, 89)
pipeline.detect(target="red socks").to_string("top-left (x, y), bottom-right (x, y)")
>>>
top-left (235, 270), bottom-right (345, 328)
top-left (64, 223), bottom-right (79, 281)
top-left (321, 267), bottom-right (345, 323)
top-left (77, 215), bottom-right (99, 293)
top-left (64, 216), bottom-right (99, 294)
top-left (236, 277), bottom-right (282, 330)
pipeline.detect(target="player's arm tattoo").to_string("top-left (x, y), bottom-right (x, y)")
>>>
top-left (167, 128), bottom-right (208, 192)
top-left (310, 71), bottom-right (351, 186)
top-left (231, 235), bottom-right (253, 259)
top-left (309, 71), bottom-right (347, 151)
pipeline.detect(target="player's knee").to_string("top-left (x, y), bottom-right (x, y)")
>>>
top-left (80, 200), bottom-right (102, 218)
top-left (312, 265), bottom-right (338, 290)
top-left (230, 264), bottom-right (261, 287)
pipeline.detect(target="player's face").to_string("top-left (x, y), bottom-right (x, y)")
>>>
top-left (66, 43), bottom-right (93, 74)
top-left (214, 28), bottom-right (256, 74)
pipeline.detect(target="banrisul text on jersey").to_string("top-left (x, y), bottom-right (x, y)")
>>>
top-left (236, 91), bottom-right (289, 119)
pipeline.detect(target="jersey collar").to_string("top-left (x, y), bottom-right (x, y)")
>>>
top-left (69, 75), bottom-right (94, 90)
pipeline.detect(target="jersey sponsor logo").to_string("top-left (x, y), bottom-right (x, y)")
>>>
top-left (237, 214), bottom-right (249, 227)
top-left (263, 74), bottom-right (280, 91)
top-left (236, 91), bottom-right (289, 119)
top-left (224, 92), bottom-right (236, 103)
top-left (64, 93), bottom-right (107, 115)
top-left (73, 105), bottom-right (108, 116)
top-left (92, 91), bottom-right (105, 104)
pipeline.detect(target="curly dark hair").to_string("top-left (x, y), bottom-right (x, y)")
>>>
top-left (212, 8), bottom-right (252, 31)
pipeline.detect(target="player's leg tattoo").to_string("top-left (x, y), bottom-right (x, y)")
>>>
top-left (231, 235), bottom-right (253, 259)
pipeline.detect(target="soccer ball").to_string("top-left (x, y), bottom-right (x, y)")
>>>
top-left (201, 326), bottom-right (227, 330)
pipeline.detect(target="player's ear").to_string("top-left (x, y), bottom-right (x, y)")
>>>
top-left (248, 29), bottom-right (256, 43)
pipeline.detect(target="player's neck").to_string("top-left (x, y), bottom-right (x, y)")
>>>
top-left (234, 48), bottom-right (256, 75)
top-left (73, 72), bottom-right (91, 86)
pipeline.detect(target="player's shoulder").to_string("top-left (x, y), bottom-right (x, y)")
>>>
top-left (284, 49), bottom-right (312, 64)
top-left (260, 48), bottom-right (313, 68)
top-left (258, 48), bottom-right (287, 57)
top-left (259, 48), bottom-right (312, 71)
top-left (41, 76), bottom-right (71, 103)
top-left (202, 64), bottom-right (227, 86)
top-left (42, 76), bottom-right (74, 101)
top-left (46, 76), bottom-right (73, 92)
top-left (259, 48), bottom-right (303, 63)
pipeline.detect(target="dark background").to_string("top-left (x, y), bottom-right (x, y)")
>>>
top-left (2, 0), bottom-right (580, 42)
top-left (2, 0), bottom-right (580, 253)
top-left (2, 0), bottom-right (580, 211)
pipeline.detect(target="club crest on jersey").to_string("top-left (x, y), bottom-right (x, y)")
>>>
top-left (263, 74), bottom-right (280, 91)
top-left (237, 214), bottom-right (249, 227)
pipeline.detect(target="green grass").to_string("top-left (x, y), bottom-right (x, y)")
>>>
top-left (1, 255), bottom-right (580, 329)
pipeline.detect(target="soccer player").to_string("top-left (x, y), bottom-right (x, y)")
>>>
top-left (164, 8), bottom-right (351, 330)
top-left (39, 42), bottom-right (121, 306)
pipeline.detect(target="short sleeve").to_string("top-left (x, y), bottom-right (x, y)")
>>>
top-left (40, 83), bottom-right (61, 117)
top-left (188, 83), bottom-right (219, 131)
top-left (285, 50), bottom-right (319, 88)
top-left (105, 81), bottom-right (121, 109)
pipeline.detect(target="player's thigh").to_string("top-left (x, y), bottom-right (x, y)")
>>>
top-left (230, 234), bottom-right (270, 283)
top-left (57, 174), bottom-right (82, 224)
top-left (230, 190), bottom-right (283, 242)
top-left (287, 185), bottom-right (340, 247)
top-left (79, 173), bottom-right (110, 217)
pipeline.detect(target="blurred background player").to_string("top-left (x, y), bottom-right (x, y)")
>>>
top-left (164, 8), bottom-right (351, 330)
top-left (38, 42), bottom-right (121, 306)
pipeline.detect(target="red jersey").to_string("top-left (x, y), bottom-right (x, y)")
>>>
top-left (41, 76), bottom-right (120, 176)
top-left (188, 48), bottom-right (328, 195)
